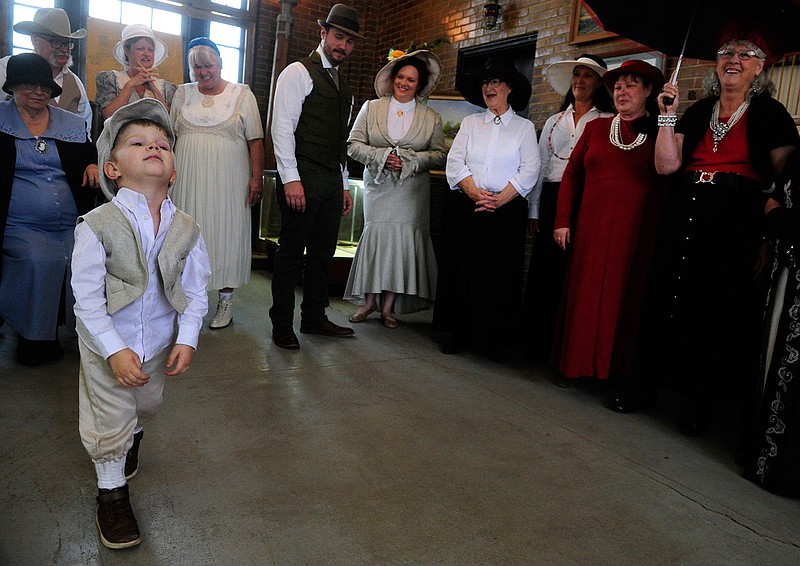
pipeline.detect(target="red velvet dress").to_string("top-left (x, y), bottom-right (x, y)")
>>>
top-left (553, 116), bottom-right (666, 380)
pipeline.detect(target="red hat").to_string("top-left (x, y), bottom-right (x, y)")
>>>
top-left (602, 59), bottom-right (665, 93)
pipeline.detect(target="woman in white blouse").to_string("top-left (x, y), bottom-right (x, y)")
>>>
top-left (522, 54), bottom-right (613, 364)
top-left (344, 51), bottom-right (446, 328)
top-left (433, 57), bottom-right (539, 360)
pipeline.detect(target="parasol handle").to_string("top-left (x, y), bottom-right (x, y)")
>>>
top-left (662, 55), bottom-right (683, 107)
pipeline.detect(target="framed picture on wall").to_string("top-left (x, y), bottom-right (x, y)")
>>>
top-left (604, 51), bottom-right (666, 71)
top-left (424, 95), bottom-right (484, 150)
top-left (569, 0), bottom-right (615, 44)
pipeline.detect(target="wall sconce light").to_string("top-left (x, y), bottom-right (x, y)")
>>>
top-left (483, 2), bottom-right (501, 30)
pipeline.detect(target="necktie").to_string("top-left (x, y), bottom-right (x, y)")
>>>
top-left (328, 67), bottom-right (339, 90)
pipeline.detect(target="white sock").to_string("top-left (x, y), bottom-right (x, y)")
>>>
top-left (95, 458), bottom-right (126, 490)
top-left (219, 290), bottom-right (234, 302)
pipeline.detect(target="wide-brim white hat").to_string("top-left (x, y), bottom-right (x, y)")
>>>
top-left (546, 55), bottom-right (608, 96)
top-left (374, 50), bottom-right (442, 100)
top-left (113, 24), bottom-right (168, 68)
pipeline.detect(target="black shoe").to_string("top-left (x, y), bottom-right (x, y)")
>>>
top-left (610, 389), bottom-right (658, 414)
top-left (440, 336), bottom-right (463, 355)
top-left (125, 431), bottom-right (143, 480)
top-left (554, 375), bottom-right (573, 388)
top-left (16, 337), bottom-right (63, 366)
top-left (299, 319), bottom-right (354, 337)
top-left (96, 484), bottom-right (141, 549)
top-left (678, 413), bottom-right (713, 436)
top-left (273, 327), bottom-right (300, 349)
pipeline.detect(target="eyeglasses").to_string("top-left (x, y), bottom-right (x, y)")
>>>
top-left (481, 78), bottom-right (504, 88)
top-left (717, 49), bottom-right (761, 61)
top-left (34, 35), bottom-right (74, 50)
top-left (16, 84), bottom-right (53, 94)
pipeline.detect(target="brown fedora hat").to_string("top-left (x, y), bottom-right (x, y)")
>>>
top-left (317, 3), bottom-right (364, 39)
top-left (13, 8), bottom-right (86, 40)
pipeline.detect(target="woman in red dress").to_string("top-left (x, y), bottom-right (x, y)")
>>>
top-left (553, 60), bottom-right (666, 395)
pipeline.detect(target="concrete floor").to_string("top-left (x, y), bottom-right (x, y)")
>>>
top-left (1, 270), bottom-right (799, 565)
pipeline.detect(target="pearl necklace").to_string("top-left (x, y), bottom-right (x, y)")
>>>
top-left (609, 114), bottom-right (646, 151)
top-left (709, 99), bottom-right (750, 153)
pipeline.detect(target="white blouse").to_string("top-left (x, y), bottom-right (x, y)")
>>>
top-left (527, 104), bottom-right (611, 219)
top-left (387, 97), bottom-right (416, 143)
top-left (446, 108), bottom-right (539, 197)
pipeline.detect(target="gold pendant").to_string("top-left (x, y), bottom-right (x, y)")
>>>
top-left (397, 109), bottom-right (404, 117)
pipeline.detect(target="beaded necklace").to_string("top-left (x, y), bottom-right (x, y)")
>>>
top-left (547, 111), bottom-right (570, 161)
top-left (609, 114), bottom-right (646, 151)
top-left (709, 99), bottom-right (750, 152)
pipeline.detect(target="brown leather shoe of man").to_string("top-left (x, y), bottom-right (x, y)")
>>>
top-left (96, 484), bottom-right (141, 549)
top-left (124, 431), bottom-right (143, 480)
top-left (299, 319), bottom-right (354, 337)
top-left (273, 327), bottom-right (300, 349)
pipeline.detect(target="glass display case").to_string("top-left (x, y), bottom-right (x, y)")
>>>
top-left (258, 170), bottom-right (365, 259)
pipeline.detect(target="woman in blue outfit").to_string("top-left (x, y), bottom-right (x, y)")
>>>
top-left (0, 53), bottom-right (99, 365)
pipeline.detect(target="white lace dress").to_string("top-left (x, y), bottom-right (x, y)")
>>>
top-left (170, 82), bottom-right (262, 290)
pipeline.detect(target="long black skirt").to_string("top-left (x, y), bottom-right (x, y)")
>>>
top-left (432, 190), bottom-right (528, 352)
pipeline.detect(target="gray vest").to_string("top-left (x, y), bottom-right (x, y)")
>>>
top-left (78, 203), bottom-right (201, 314)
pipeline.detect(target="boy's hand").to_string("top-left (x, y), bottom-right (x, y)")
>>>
top-left (165, 344), bottom-right (194, 376)
top-left (108, 349), bottom-right (149, 387)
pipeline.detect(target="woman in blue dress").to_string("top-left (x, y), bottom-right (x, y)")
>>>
top-left (0, 54), bottom-right (99, 365)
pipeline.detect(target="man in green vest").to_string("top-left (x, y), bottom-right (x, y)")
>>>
top-left (269, 3), bottom-right (364, 349)
top-left (1, 8), bottom-right (93, 141)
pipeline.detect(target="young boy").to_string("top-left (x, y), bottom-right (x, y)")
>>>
top-left (72, 98), bottom-right (211, 549)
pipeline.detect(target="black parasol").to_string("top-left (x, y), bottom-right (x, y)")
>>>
top-left (582, 0), bottom-right (800, 63)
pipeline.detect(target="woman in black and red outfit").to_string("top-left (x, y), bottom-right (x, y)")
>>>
top-left (647, 38), bottom-right (798, 435)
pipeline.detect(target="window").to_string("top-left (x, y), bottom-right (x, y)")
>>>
top-left (769, 55), bottom-right (800, 121)
top-left (209, 21), bottom-right (244, 83)
top-left (11, 0), bottom-right (55, 54)
top-left (88, 0), bottom-right (182, 35)
top-left (86, 0), bottom-right (253, 83)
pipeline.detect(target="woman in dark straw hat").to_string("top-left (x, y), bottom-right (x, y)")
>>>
top-left (344, 50), bottom-right (446, 328)
top-left (434, 57), bottom-right (539, 359)
top-left (522, 53), bottom-right (613, 363)
top-left (552, 59), bottom-right (668, 398)
top-left (0, 53), bottom-right (99, 365)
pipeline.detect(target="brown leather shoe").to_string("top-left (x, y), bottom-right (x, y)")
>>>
top-left (300, 319), bottom-right (354, 337)
top-left (96, 484), bottom-right (141, 549)
top-left (273, 327), bottom-right (300, 349)
top-left (125, 431), bottom-right (143, 480)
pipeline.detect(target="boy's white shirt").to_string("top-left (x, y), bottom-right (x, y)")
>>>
top-left (72, 188), bottom-right (211, 361)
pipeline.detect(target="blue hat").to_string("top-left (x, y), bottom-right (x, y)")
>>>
top-left (187, 37), bottom-right (220, 55)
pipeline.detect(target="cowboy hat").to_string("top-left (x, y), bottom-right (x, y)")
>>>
top-left (3, 53), bottom-right (62, 97)
top-left (317, 3), bottom-right (364, 39)
top-left (546, 54), bottom-right (608, 96)
top-left (459, 57), bottom-right (532, 111)
top-left (13, 8), bottom-right (86, 40)
top-left (602, 59), bottom-right (665, 92)
top-left (113, 24), bottom-right (168, 68)
top-left (374, 50), bottom-right (442, 99)
top-left (97, 98), bottom-right (176, 200)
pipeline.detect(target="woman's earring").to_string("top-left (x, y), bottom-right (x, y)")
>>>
top-left (711, 80), bottom-right (720, 96)
top-left (752, 81), bottom-right (759, 95)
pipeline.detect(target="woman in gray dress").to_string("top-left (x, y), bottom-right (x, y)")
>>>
top-left (344, 50), bottom-right (446, 328)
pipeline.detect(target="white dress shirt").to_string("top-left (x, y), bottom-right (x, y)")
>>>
top-left (0, 56), bottom-right (92, 140)
top-left (527, 104), bottom-right (611, 219)
top-left (72, 188), bottom-right (211, 361)
top-left (446, 108), bottom-right (539, 197)
top-left (271, 45), bottom-right (351, 190)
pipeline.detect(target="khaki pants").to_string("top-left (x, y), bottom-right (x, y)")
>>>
top-left (78, 339), bottom-right (168, 463)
